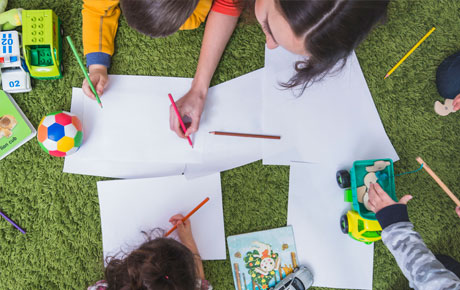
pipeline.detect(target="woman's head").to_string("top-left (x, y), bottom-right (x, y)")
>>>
top-left (105, 236), bottom-right (197, 290)
top-left (254, 0), bottom-right (389, 89)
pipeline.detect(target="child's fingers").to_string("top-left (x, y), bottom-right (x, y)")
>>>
top-left (82, 79), bottom-right (96, 100)
top-left (398, 195), bottom-right (412, 205)
top-left (455, 206), bottom-right (460, 218)
top-left (96, 77), bottom-right (108, 96)
top-left (169, 214), bottom-right (185, 223)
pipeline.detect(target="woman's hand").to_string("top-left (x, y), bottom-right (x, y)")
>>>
top-left (169, 87), bottom-right (207, 138)
top-left (82, 64), bottom-right (108, 100)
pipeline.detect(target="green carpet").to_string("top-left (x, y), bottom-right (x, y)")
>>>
top-left (1, 0), bottom-right (459, 289)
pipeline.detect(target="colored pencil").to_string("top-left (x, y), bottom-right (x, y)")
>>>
top-left (209, 131), bottom-right (281, 140)
top-left (291, 252), bottom-right (298, 268)
top-left (66, 36), bottom-right (103, 108)
top-left (0, 209), bottom-right (26, 234)
top-left (168, 93), bottom-right (193, 148)
top-left (234, 263), bottom-right (242, 290)
top-left (384, 27), bottom-right (435, 79)
top-left (416, 157), bottom-right (460, 207)
top-left (164, 197), bottom-right (209, 237)
top-left (242, 273), bottom-right (248, 290)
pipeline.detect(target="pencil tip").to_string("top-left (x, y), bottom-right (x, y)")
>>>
top-left (384, 75), bottom-right (388, 79)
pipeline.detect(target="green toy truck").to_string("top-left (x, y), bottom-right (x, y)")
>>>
top-left (21, 10), bottom-right (63, 79)
top-left (336, 159), bottom-right (398, 244)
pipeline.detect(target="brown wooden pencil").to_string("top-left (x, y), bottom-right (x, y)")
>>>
top-left (416, 157), bottom-right (460, 207)
top-left (209, 131), bottom-right (281, 140)
top-left (291, 252), bottom-right (298, 268)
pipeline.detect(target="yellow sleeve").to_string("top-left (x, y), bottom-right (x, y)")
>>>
top-left (82, 0), bottom-right (120, 57)
top-left (179, 0), bottom-right (212, 30)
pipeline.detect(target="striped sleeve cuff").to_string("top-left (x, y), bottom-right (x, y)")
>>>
top-left (376, 204), bottom-right (410, 230)
top-left (86, 52), bottom-right (111, 68)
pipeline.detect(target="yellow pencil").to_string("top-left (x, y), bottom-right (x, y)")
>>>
top-left (384, 27), bottom-right (436, 79)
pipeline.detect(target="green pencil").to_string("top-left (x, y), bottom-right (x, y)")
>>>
top-left (66, 36), bottom-right (103, 108)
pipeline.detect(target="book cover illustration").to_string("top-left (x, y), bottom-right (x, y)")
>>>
top-left (0, 90), bottom-right (35, 159)
top-left (228, 226), bottom-right (298, 290)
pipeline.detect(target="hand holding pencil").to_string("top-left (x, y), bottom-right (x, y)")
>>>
top-left (169, 89), bottom-right (207, 139)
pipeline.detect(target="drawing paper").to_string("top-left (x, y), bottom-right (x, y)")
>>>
top-left (227, 226), bottom-right (298, 290)
top-left (66, 75), bottom-right (202, 165)
top-left (97, 173), bottom-right (226, 261)
top-left (262, 46), bottom-right (398, 165)
top-left (287, 162), bottom-right (374, 289)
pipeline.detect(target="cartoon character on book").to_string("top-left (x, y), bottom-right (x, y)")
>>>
top-left (244, 241), bottom-right (281, 289)
top-left (0, 114), bottom-right (17, 138)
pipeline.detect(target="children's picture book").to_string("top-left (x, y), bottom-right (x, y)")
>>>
top-left (228, 226), bottom-right (298, 290)
top-left (0, 90), bottom-right (36, 160)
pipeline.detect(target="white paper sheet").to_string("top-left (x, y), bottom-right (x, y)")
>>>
top-left (69, 75), bottom-right (202, 164)
top-left (263, 47), bottom-right (398, 165)
top-left (185, 69), bottom-right (270, 178)
top-left (97, 173), bottom-right (226, 260)
top-left (288, 162), bottom-right (374, 289)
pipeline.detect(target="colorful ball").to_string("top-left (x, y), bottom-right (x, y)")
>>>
top-left (37, 111), bottom-right (83, 157)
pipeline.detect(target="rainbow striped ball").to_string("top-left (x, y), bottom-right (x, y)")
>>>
top-left (37, 111), bottom-right (83, 157)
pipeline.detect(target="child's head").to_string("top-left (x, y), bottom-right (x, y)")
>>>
top-left (105, 235), bottom-right (198, 290)
top-left (436, 51), bottom-right (460, 100)
top-left (120, 0), bottom-right (200, 37)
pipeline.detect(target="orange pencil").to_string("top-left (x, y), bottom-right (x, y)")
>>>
top-left (164, 197), bottom-right (210, 237)
top-left (168, 93), bottom-right (193, 148)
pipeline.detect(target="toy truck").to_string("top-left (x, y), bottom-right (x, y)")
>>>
top-left (336, 159), bottom-right (397, 244)
top-left (22, 10), bottom-right (63, 79)
top-left (0, 31), bottom-right (32, 93)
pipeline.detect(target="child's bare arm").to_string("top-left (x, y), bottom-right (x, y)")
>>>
top-left (169, 214), bottom-right (205, 280)
top-left (170, 11), bottom-right (238, 138)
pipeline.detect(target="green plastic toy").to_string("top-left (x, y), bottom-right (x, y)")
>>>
top-left (336, 159), bottom-right (398, 244)
top-left (0, 8), bottom-right (22, 31)
top-left (21, 9), bottom-right (63, 79)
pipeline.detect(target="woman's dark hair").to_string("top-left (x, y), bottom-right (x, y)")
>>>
top-left (120, 0), bottom-right (200, 37)
top-left (105, 232), bottom-right (198, 290)
top-left (276, 0), bottom-right (389, 91)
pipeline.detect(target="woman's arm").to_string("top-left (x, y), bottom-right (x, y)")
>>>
top-left (170, 11), bottom-right (239, 138)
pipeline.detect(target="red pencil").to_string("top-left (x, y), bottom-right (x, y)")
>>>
top-left (165, 197), bottom-right (210, 237)
top-left (168, 93), bottom-right (193, 148)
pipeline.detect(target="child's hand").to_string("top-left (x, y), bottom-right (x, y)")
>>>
top-left (82, 64), bottom-right (108, 100)
top-left (169, 214), bottom-right (196, 247)
top-left (367, 183), bottom-right (413, 213)
top-left (456, 206), bottom-right (460, 218)
top-left (453, 94), bottom-right (460, 111)
top-left (169, 87), bottom-right (207, 138)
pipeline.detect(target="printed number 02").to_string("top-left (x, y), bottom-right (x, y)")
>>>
top-left (9, 80), bottom-right (20, 87)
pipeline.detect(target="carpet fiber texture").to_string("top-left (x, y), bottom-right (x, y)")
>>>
top-left (0, 0), bottom-right (459, 289)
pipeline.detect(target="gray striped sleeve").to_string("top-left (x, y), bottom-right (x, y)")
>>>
top-left (382, 222), bottom-right (460, 290)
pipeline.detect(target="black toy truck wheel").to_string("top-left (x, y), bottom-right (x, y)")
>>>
top-left (336, 170), bottom-right (351, 188)
top-left (340, 214), bottom-right (349, 234)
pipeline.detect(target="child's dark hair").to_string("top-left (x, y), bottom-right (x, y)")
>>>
top-left (120, 0), bottom-right (200, 37)
top-left (276, 0), bottom-right (389, 92)
top-left (105, 232), bottom-right (198, 290)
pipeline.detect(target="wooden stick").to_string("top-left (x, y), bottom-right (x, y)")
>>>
top-left (416, 157), bottom-right (460, 207)
top-left (164, 197), bottom-right (210, 237)
top-left (234, 263), bottom-right (242, 290)
top-left (291, 252), bottom-right (297, 268)
top-left (251, 277), bottom-right (256, 290)
top-left (209, 131), bottom-right (281, 140)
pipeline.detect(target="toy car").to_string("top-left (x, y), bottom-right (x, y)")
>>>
top-left (269, 266), bottom-right (313, 290)
top-left (0, 31), bottom-right (32, 93)
top-left (22, 9), bottom-right (63, 79)
top-left (336, 159), bottom-right (397, 244)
